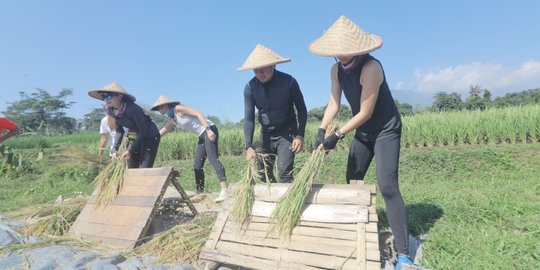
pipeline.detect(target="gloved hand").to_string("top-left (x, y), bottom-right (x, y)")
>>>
top-left (322, 132), bottom-right (340, 150)
top-left (315, 128), bottom-right (326, 147)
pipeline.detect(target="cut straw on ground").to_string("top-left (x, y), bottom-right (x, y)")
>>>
top-left (134, 212), bottom-right (217, 264)
top-left (7, 197), bottom-right (87, 237)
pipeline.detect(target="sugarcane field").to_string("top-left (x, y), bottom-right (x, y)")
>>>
top-left (1, 3), bottom-right (540, 270)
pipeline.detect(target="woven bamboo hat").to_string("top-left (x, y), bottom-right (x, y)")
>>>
top-left (309, 16), bottom-right (383, 57)
top-left (149, 95), bottom-right (180, 111)
top-left (88, 82), bottom-right (136, 102)
top-left (237, 44), bottom-right (291, 71)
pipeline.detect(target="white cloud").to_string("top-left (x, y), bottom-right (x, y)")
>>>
top-left (399, 60), bottom-right (540, 96)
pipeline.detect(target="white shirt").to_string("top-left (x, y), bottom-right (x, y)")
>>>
top-left (100, 116), bottom-right (116, 155)
top-left (175, 114), bottom-right (214, 136)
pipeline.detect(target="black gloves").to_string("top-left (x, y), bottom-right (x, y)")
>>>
top-left (322, 133), bottom-right (340, 150)
top-left (315, 128), bottom-right (326, 147)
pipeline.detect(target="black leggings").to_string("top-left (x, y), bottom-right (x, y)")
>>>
top-left (193, 126), bottom-right (226, 191)
top-left (127, 134), bottom-right (160, 168)
top-left (347, 132), bottom-right (409, 256)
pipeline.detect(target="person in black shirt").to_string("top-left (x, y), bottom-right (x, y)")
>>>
top-left (238, 44), bottom-right (307, 183)
top-left (89, 82), bottom-right (161, 168)
top-left (309, 16), bottom-right (413, 269)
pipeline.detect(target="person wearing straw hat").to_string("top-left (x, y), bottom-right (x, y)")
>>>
top-left (238, 44), bottom-right (307, 183)
top-left (150, 95), bottom-right (230, 203)
top-left (89, 82), bottom-right (161, 168)
top-left (309, 16), bottom-right (413, 269)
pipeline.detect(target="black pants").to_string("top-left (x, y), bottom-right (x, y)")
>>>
top-left (193, 126), bottom-right (226, 191)
top-left (257, 133), bottom-right (295, 183)
top-left (347, 131), bottom-right (409, 255)
top-left (127, 134), bottom-right (160, 168)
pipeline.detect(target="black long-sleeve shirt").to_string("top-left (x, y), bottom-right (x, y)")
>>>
top-left (243, 70), bottom-right (307, 149)
top-left (110, 102), bottom-right (159, 154)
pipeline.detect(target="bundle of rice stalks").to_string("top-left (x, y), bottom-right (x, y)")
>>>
top-left (267, 149), bottom-right (326, 238)
top-left (56, 145), bottom-right (101, 165)
top-left (93, 142), bottom-right (128, 208)
top-left (229, 153), bottom-right (272, 228)
top-left (267, 124), bottom-right (337, 238)
top-left (134, 212), bottom-right (217, 264)
top-left (10, 197), bottom-right (87, 236)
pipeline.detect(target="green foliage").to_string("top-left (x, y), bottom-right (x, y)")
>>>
top-left (401, 104), bottom-right (540, 147)
top-left (395, 100), bottom-right (414, 116)
top-left (464, 85), bottom-right (491, 110)
top-left (307, 105), bottom-right (352, 122)
top-left (492, 88), bottom-right (540, 108)
top-left (81, 107), bottom-right (106, 131)
top-left (2, 88), bottom-right (76, 134)
top-left (432, 91), bottom-right (463, 111)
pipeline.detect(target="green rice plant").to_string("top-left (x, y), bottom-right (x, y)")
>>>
top-left (268, 149), bottom-right (326, 238)
top-left (134, 212), bottom-right (217, 264)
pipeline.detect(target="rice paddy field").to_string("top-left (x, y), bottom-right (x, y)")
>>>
top-left (1, 104), bottom-right (539, 269)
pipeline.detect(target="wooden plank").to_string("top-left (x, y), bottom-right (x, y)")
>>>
top-left (87, 195), bottom-right (158, 207)
top-left (366, 222), bottom-right (378, 233)
top-left (357, 223), bottom-right (366, 270)
top-left (254, 184), bottom-right (371, 205)
top-left (120, 185), bottom-right (165, 196)
top-left (366, 232), bottom-right (379, 244)
top-left (205, 211), bottom-right (229, 250)
top-left (223, 221), bottom-right (357, 241)
top-left (250, 216), bottom-right (358, 231)
top-left (122, 175), bottom-right (170, 187)
top-left (367, 260), bottom-right (381, 270)
top-left (72, 222), bottom-right (143, 241)
top-left (213, 241), bottom-right (359, 270)
top-left (126, 167), bottom-right (173, 176)
top-left (252, 201), bottom-right (368, 223)
top-left (71, 166), bottom-right (173, 249)
top-left (217, 231), bottom-right (357, 257)
top-left (72, 205), bottom-right (150, 228)
top-left (200, 249), bottom-right (323, 270)
top-left (170, 173), bottom-right (198, 215)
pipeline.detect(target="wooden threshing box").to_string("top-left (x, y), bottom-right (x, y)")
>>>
top-left (200, 182), bottom-right (381, 270)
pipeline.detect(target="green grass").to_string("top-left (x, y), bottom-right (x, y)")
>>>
top-left (1, 137), bottom-right (539, 269)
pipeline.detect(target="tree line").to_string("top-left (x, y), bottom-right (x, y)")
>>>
top-left (2, 86), bottom-right (539, 135)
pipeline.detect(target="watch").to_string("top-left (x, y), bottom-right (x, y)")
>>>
top-left (335, 130), bottom-right (345, 139)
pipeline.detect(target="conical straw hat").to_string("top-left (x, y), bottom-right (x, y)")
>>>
top-left (237, 44), bottom-right (291, 71)
top-left (88, 82), bottom-right (136, 102)
top-left (309, 16), bottom-right (383, 57)
top-left (149, 95), bottom-right (180, 111)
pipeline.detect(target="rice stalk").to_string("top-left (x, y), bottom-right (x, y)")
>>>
top-left (267, 124), bottom-right (336, 238)
top-left (11, 197), bottom-right (86, 236)
top-left (93, 140), bottom-right (128, 208)
top-left (229, 153), bottom-right (271, 228)
top-left (0, 235), bottom-right (114, 256)
top-left (134, 213), bottom-right (217, 264)
top-left (56, 145), bottom-right (101, 165)
top-left (268, 149), bottom-right (326, 238)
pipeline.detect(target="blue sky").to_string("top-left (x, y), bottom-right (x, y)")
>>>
top-left (1, 1), bottom-right (539, 122)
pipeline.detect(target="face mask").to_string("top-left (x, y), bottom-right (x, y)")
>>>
top-left (167, 107), bottom-right (175, 119)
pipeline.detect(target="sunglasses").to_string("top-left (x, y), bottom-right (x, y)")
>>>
top-left (101, 93), bottom-right (118, 100)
